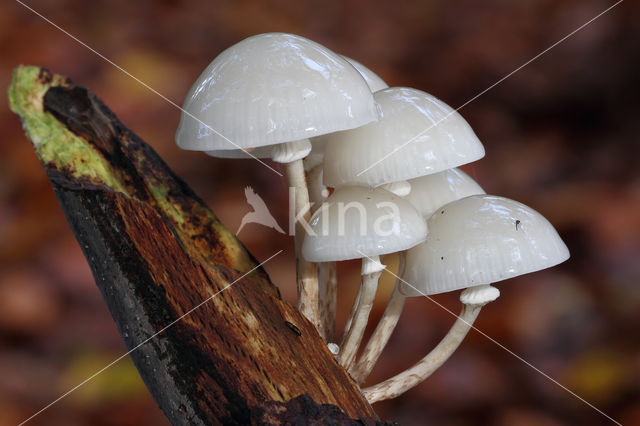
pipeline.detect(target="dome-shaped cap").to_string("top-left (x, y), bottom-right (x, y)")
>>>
top-left (206, 55), bottom-right (387, 161)
top-left (343, 56), bottom-right (388, 92)
top-left (323, 87), bottom-right (485, 188)
top-left (302, 186), bottom-right (427, 263)
top-left (400, 195), bottom-right (569, 297)
top-left (176, 33), bottom-right (378, 152)
top-left (405, 168), bottom-right (485, 217)
top-left (304, 56), bottom-right (388, 162)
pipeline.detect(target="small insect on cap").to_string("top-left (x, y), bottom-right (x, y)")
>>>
top-left (301, 186), bottom-right (427, 263)
top-left (176, 33), bottom-right (378, 153)
top-left (400, 195), bottom-right (570, 297)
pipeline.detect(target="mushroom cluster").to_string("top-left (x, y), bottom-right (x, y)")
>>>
top-left (176, 32), bottom-right (570, 403)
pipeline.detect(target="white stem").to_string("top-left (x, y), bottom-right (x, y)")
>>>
top-left (363, 303), bottom-right (480, 403)
top-left (306, 164), bottom-right (336, 341)
top-left (362, 284), bottom-right (499, 403)
top-left (337, 256), bottom-right (384, 368)
top-left (340, 256), bottom-right (386, 345)
top-left (318, 261), bottom-right (337, 342)
top-left (350, 252), bottom-right (407, 383)
top-left (303, 152), bottom-right (324, 173)
top-left (340, 289), bottom-right (360, 345)
top-left (283, 152), bottom-right (319, 331)
top-left (305, 164), bottom-right (328, 214)
top-left (271, 139), bottom-right (312, 163)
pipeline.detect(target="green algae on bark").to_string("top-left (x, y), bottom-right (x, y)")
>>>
top-left (8, 65), bottom-right (256, 274)
top-left (9, 66), bottom-right (127, 192)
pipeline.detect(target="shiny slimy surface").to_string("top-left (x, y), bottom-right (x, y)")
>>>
top-left (343, 56), bottom-right (389, 92)
top-left (302, 186), bottom-right (427, 263)
top-left (176, 33), bottom-right (378, 152)
top-left (307, 56), bottom-right (387, 158)
top-left (401, 195), bottom-right (569, 296)
top-left (323, 87), bottom-right (485, 188)
top-left (381, 180), bottom-right (411, 197)
top-left (405, 168), bottom-right (485, 217)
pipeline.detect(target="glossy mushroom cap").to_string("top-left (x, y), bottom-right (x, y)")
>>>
top-left (343, 56), bottom-right (388, 92)
top-left (176, 33), bottom-right (378, 152)
top-left (302, 186), bottom-right (427, 263)
top-left (305, 56), bottom-right (389, 163)
top-left (323, 87), bottom-right (485, 188)
top-left (400, 195), bottom-right (570, 297)
top-left (404, 168), bottom-right (485, 217)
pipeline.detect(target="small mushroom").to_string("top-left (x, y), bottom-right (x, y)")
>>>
top-left (176, 33), bottom-right (377, 155)
top-left (302, 186), bottom-right (426, 367)
top-left (362, 195), bottom-right (569, 403)
top-left (176, 33), bottom-right (378, 329)
top-left (401, 195), bottom-right (569, 296)
top-left (323, 87), bottom-right (485, 194)
top-left (350, 168), bottom-right (485, 383)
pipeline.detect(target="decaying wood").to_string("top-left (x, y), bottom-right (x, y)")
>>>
top-left (8, 66), bottom-right (382, 425)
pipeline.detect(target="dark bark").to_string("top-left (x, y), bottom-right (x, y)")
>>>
top-left (9, 66), bottom-right (381, 425)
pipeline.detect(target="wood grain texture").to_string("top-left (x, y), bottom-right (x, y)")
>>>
top-left (9, 66), bottom-right (380, 425)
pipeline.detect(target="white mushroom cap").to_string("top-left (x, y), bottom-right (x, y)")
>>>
top-left (206, 54), bottom-right (388, 161)
top-left (323, 87), bottom-right (485, 188)
top-left (205, 139), bottom-right (312, 163)
top-left (176, 33), bottom-right (378, 152)
top-left (404, 168), bottom-right (485, 217)
top-left (342, 56), bottom-right (388, 92)
top-left (400, 195), bottom-right (569, 297)
top-left (302, 186), bottom-right (427, 263)
top-left (205, 145), bottom-right (275, 159)
top-left (303, 56), bottom-right (388, 163)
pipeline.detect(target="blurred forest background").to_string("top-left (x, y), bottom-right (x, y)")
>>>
top-left (1, 0), bottom-right (639, 425)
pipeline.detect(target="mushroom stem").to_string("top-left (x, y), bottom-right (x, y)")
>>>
top-left (362, 284), bottom-right (499, 403)
top-left (340, 290), bottom-right (360, 345)
top-left (272, 139), bottom-right (312, 163)
top-left (318, 261), bottom-right (338, 341)
top-left (350, 252), bottom-right (407, 383)
top-left (306, 164), bottom-right (328, 212)
top-left (306, 164), bottom-right (336, 341)
top-left (337, 256), bottom-right (385, 368)
top-left (284, 155), bottom-right (320, 331)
